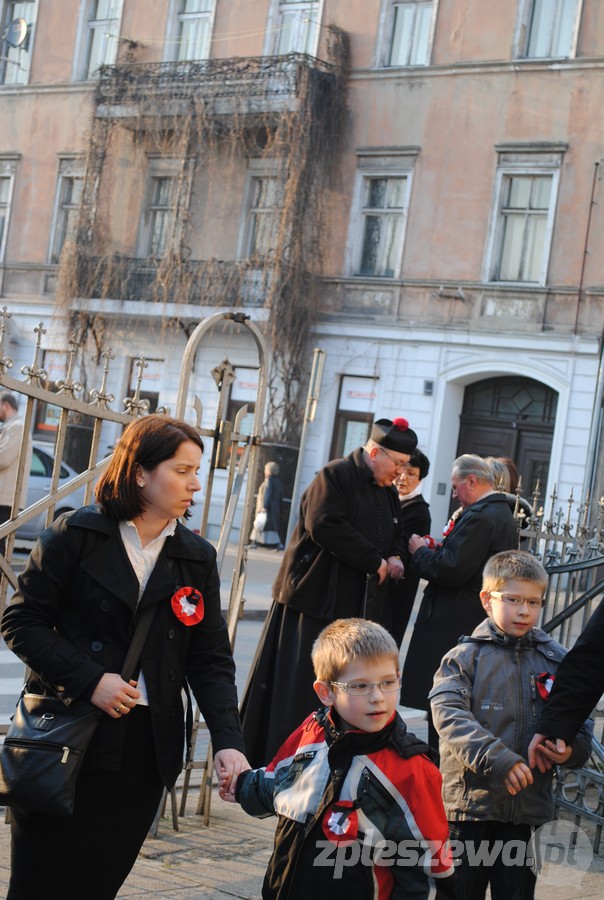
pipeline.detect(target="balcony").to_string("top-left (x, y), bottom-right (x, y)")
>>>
top-left (94, 53), bottom-right (339, 122)
top-left (71, 253), bottom-right (310, 309)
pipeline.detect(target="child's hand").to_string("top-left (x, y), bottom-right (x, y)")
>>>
top-left (533, 737), bottom-right (572, 767)
top-left (504, 761), bottom-right (533, 795)
top-left (528, 733), bottom-right (569, 771)
top-left (218, 773), bottom-right (235, 803)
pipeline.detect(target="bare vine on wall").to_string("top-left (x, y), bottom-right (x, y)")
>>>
top-left (57, 27), bottom-right (350, 444)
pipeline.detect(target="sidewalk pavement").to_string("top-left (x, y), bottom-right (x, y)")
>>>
top-left (2, 545), bottom-right (604, 897)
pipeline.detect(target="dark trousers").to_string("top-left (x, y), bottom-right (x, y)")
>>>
top-left (436, 820), bottom-right (537, 900)
top-left (8, 706), bottom-right (165, 900)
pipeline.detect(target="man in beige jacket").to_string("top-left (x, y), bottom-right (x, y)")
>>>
top-left (0, 392), bottom-right (29, 555)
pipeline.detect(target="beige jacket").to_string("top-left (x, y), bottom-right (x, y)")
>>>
top-left (0, 414), bottom-right (30, 508)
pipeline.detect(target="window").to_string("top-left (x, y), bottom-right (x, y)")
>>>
top-left (176, 0), bottom-right (213, 61)
top-left (387, 1), bottom-right (434, 66)
top-left (330, 376), bottom-right (378, 460)
top-left (49, 160), bottom-right (84, 263)
top-left (0, 1), bottom-right (36, 85)
top-left (274, 1), bottom-right (320, 55)
top-left (84, 0), bottom-right (123, 78)
top-left (139, 175), bottom-right (178, 257)
top-left (484, 146), bottom-right (565, 286)
top-left (517, 0), bottom-right (580, 59)
top-left (246, 177), bottom-right (281, 256)
top-left (0, 156), bottom-right (17, 262)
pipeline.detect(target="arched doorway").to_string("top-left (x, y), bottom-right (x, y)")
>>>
top-left (455, 376), bottom-right (558, 496)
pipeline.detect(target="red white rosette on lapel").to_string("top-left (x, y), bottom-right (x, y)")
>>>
top-left (171, 587), bottom-right (204, 626)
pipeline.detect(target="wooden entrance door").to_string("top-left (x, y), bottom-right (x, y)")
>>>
top-left (455, 376), bottom-right (557, 498)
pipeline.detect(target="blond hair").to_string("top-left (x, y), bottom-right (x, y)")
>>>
top-left (312, 618), bottom-right (399, 683)
top-left (482, 550), bottom-right (547, 593)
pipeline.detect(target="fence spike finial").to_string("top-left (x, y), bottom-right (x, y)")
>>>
top-left (123, 356), bottom-right (150, 417)
top-left (0, 307), bottom-right (14, 374)
top-left (56, 332), bottom-right (83, 398)
top-left (21, 322), bottom-right (48, 386)
top-left (89, 347), bottom-right (116, 409)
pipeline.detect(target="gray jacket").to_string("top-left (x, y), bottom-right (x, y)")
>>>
top-left (429, 618), bottom-right (592, 826)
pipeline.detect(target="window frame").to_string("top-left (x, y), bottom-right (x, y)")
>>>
top-left (163, 0), bottom-right (216, 62)
top-left (137, 157), bottom-right (192, 259)
top-left (513, 0), bottom-right (582, 60)
top-left (0, 155), bottom-right (18, 263)
top-left (48, 157), bottom-right (85, 264)
top-left (346, 150), bottom-right (417, 280)
top-left (72, 0), bottom-right (123, 81)
top-left (264, 0), bottom-right (324, 57)
top-left (483, 146), bottom-right (566, 287)
top-left (375, 0), bottom-right (437, 68)
top-left (0, 0), bottom-right (38, 86)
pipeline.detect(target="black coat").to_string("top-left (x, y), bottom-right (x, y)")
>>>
top-left (536, 595), bottom-right (604, 743)
top-left (1, 506), bottom-right (244, 789)
top-left (401, 492), bottom-right (517, 710)
top-left (387, 493), bottom-right (431, 648)
top-left (273, 447), bottom-right (406, 622)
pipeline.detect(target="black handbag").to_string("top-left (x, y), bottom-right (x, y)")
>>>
top-left (0, 603), bottom-right (156, 817)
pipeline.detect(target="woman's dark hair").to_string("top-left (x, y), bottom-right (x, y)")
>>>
top-left (408, 449), bottom-right (430, 480)
top-left (95, 415), bottom-right (204, 520)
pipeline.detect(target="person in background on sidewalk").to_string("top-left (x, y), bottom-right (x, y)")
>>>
top-left (1, 415), bottom-right (248, 900)
top-left (401, 454), bottom-right (518, 751)
top-left (222, 618), bottom-right (453, 899)
top-left (240, 416), bottom-right (417, 768)
top-left (249, 461), bottom-right (285, 550)
top-left (430, 551), bottom-right (592, 900)
top-left (386, 449), bottom-right (431, 649)
top-left (0, 392), bottom-right (31, 556)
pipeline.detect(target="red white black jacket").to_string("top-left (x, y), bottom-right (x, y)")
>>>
top-left (236, 708), bottom-right (453, 899)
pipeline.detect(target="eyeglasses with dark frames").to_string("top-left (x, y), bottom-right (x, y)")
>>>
top-left (329, 675), bottom-right (401, 696)
top-left (488, 591), bottom-right (545, 611)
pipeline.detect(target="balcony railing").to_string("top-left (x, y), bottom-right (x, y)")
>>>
top-left (72, 253), bottom-right (308, 308)
top-left (95, 53), bottom-right (337, 113)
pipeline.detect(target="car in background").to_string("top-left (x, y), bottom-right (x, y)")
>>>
top-left (15, 442), bottom-right (88, 542)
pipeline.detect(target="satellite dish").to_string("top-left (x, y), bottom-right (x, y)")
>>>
top-left (4, 18), bottom-right (29, 49)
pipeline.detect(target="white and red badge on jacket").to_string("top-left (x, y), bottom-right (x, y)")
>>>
top-left (536, 671), bottom-right (555, 700)
top-left (171, 586), bottom-right (204, 626)
top-left (322, 800), bottom-right (360, 845)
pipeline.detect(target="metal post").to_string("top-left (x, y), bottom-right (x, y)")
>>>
top-left (285, 348), bottom-right (325, 545)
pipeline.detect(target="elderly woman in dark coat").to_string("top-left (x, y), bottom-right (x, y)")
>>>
top-left (386, 449), bottom-right (431, 649)
top-left (241, 417), bottom-right (418, 767)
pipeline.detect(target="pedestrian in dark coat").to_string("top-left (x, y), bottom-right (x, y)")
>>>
top-left (401, 454), bottom-right (518, 751)
top-left (240, 416), bottom-right (418, 767)
top-left (250, 461), bottom-right (285, 548)
top-left (1, 415), bottom-right (248, 900)
top-left (386, 449), bottom-right (431, 648)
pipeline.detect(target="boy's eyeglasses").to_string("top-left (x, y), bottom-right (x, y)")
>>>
top-left (488, 591), bottom-right (545, 610)
top-left (330, 676), bottom-right (401, 696)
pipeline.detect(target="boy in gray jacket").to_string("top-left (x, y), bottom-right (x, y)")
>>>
top-left (429, 550), bottom-right (592, 900)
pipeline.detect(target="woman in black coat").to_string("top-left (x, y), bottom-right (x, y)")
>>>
top-left (1, 415), bottom-right (248, 900)
top-left (387, 449), bottom-right (431, 648)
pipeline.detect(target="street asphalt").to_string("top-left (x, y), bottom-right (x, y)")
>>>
top-left (1, 545), bottom-right (604, 897)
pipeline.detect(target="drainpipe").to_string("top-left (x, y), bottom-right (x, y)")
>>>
top-left (580, 161), bottom-right (602, 505)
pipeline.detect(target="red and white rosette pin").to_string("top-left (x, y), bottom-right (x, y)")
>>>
top-left (321, 801), bottom-right (359, 846)
top-left (171, 587), bottom-right (204, 626)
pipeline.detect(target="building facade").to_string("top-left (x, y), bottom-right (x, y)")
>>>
top-left (1, 0), bottom-right (603, 535)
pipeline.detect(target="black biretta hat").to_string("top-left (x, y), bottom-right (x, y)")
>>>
top-left (370, 418), bottom-right (418, 455)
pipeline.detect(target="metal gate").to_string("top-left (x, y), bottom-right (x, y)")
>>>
top-left (0, 306), bottom-right (268, 824)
